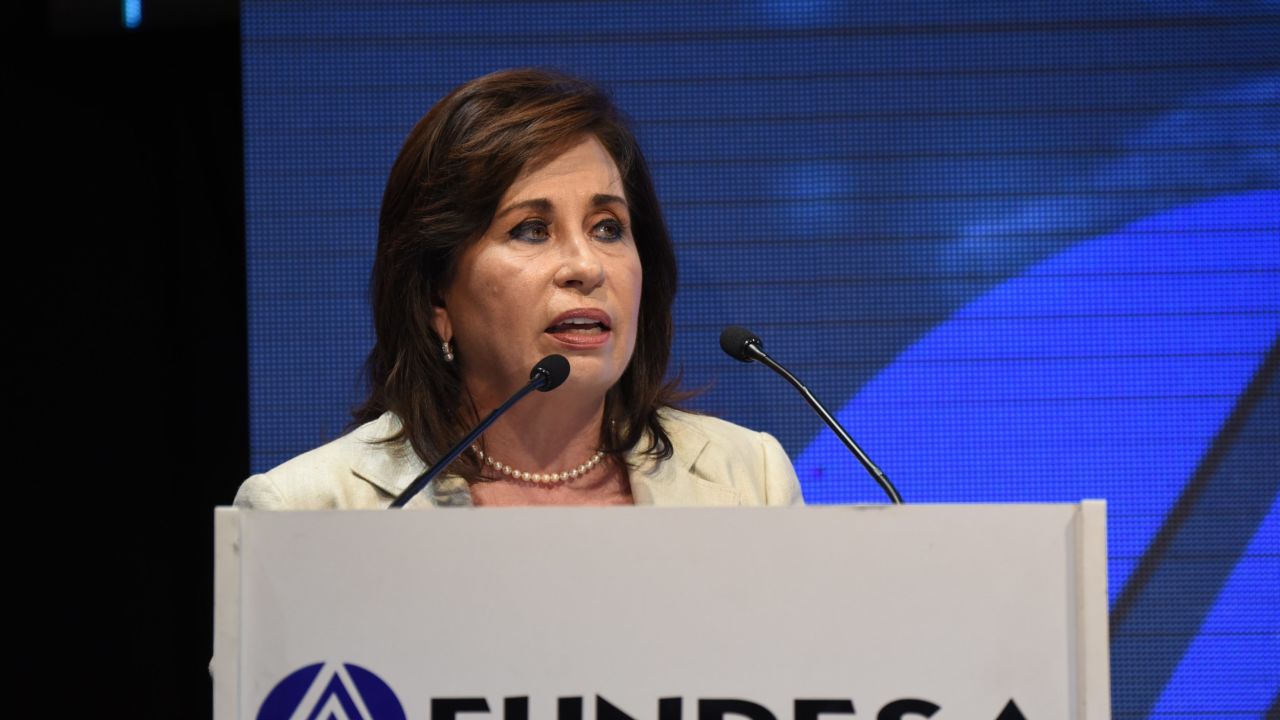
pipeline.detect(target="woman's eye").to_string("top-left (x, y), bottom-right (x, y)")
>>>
top-left (591, 219), bottom-right (625, 242)
top-left (508, 220), bottom-right (549, 243)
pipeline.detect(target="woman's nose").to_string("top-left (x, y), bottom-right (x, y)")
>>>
top-left (554, 232), bottom-right (606, 291)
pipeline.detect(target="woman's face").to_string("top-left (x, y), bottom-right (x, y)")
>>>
top-left (432, 135), bottom-right (643, 405)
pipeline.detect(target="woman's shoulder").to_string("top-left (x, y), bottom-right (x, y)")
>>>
top-left (233, 413), bottom-right (426, 510)
top-left (653, 407), bottom-right (804, 506)
top-left (657, 407), bottom-right (793, 462)
top-left (657, 406), bottom-right (770, 444)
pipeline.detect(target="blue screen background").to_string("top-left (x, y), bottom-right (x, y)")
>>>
top-left (243, 2), bottom-right (1279, 716)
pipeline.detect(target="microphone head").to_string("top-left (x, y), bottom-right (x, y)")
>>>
top-left (720, 326), bottom-right (763, 363)
top-left (530, 354), bottom-right (571, 391)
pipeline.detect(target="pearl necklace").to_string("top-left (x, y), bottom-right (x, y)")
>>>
top-left (472, 445), bottom-right (606, 484)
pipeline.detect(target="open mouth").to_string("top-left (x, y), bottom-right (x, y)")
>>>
top-left (546, 317), bottom-right (611, 335)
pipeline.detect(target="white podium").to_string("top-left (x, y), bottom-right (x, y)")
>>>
top-left (214, 503), bottom-right (1110, 720)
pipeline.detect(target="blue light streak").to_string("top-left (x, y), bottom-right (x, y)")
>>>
top-left (123, 0), bottom-right (141, 29)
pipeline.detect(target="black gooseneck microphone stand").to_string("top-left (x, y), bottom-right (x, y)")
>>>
top-left (390, 354), bottom-right (571, 508)
top-left (720, 326), bottom-right (903, 504)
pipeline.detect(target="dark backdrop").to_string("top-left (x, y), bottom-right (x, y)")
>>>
top-left (27, 3), bottom-right (244, 714)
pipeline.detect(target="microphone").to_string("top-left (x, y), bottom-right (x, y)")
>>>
top-left (719, 326), bottom-right (903, 504)
top-left (389, 354), bottom-right (571, 508)
top-left (719, 326), bottom-right (765, 363)
top-left (528, 353), bottom-right (570, 392)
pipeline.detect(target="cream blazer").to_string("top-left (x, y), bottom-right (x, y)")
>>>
top-left (234, 408), bottom-right (804, 509)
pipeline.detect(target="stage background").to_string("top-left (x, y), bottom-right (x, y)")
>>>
top-left (242, 3), bottom-right (1277, 718)
top-left (32, 2), bottom-right (245, 715)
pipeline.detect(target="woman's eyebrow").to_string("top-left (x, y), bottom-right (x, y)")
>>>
top-left (591, 193), bottom-right (628, 209)
top-left (498, 194), bottom-right (628, 218)
top-left (495, 197), bottom-right (553, 218)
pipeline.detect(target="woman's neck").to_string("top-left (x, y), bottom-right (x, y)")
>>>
top-left (466, 386), bottom-right (609, 478)
top-left (463, 388), bottom-right (634, 506)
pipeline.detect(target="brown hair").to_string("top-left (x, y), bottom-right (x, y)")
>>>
top-left (354, 68), bottom-right (682, 478)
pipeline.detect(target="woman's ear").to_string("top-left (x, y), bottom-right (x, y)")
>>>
top-left (430, 302), bottom-right (452, 344)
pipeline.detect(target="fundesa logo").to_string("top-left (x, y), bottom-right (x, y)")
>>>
top-left (258, 663), bottom-right (1031, 720)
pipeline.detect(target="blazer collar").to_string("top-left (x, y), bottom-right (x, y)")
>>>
top-left (348, 410), bottom-right (739, 507)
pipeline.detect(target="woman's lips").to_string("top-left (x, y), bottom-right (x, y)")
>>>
top-left (547, 328), bottom-right (611, 348)
top-left (545, 309), bottom-right (612, 348)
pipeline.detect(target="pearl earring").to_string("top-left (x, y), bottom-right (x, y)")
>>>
top-left (441, 340), bottom-right (454, 362)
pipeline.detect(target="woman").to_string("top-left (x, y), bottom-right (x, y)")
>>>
top-left (235, 69), bottom-right (802, 509)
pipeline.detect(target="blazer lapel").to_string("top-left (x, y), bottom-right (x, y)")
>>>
top-left (629, 412), bottom-right (741, 506)
top-left (348, 413), bottom-right (462, 508)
